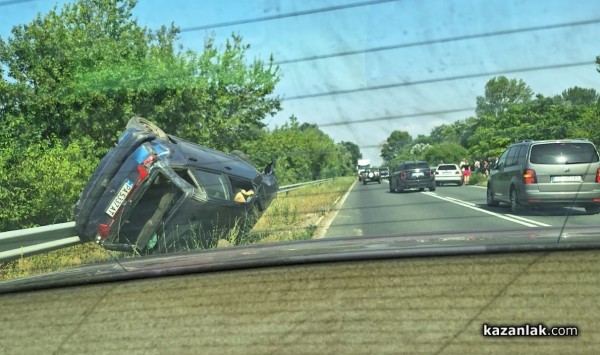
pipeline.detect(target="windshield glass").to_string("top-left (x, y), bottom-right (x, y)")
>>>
top-left (530, 142), bottom-right (600, 164)
top-left (1, 0), bottom-right (600, 292)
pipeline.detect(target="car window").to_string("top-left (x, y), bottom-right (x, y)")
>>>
top-left (192, 170), bottom-right (231, 200)
top-left (437, 164), bottom-right (458, 170)
top-left (530, 142), bottom-right (600, 164)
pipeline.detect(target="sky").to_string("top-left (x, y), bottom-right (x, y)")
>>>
top-left (1, 0), bottom-right (600, 166)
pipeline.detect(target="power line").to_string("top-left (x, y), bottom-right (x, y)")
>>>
top-left (273, 18), bottom-right (600, 65)
top-left (317, 108), bottom-right (475, 128)
top-left (180, 0), bottom-right (399, 32)
top-left (283, 61), bottom-right (595, 101)
top-left (0, 0), bottom-right (36, 6)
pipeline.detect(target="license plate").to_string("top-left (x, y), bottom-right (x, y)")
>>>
top-left (551, 175), bottom-right (582, 183)
top-left (106, 179), bottom-right (134, 217)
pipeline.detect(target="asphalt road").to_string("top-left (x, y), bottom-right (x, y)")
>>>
top-left (324, 179), bottom-right (600, 238)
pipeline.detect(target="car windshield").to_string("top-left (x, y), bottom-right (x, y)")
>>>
top-left (1, 1), bottom-right (600, 351)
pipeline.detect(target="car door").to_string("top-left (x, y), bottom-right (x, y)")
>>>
top-left (491, 146), bottom-right (513, 201)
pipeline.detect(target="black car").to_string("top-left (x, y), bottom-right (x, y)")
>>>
top-left (389, 161), bottom-right (436, 192)
top-left (74, 117), bottom-right (278, 254)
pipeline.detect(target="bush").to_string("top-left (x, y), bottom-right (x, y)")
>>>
top-left (0, 137), bottom-right (102, 231)
top-left (468, 172), bottom-right (488, 186)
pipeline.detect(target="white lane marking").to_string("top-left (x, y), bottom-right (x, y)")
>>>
top-left (422, 191), bottom-right (551, 228)
top-left (502, 213), bottom-right (551, 226)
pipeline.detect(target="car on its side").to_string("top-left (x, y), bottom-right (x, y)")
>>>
top-left (361, 168), bottom-right (381, 184)
top-left (435, 164), bottom-right (463, 186)
top-left (379, 166), bottom-right (390, 179)
top-left (389, 161), bottom-right (436, 192)
top-left (74, 117), bottom-right (278, 254)
top-left (487, 139), bottom-right (600, 214)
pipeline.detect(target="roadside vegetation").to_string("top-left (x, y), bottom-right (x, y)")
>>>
top-left (380, 76), bottom-right (600, 170)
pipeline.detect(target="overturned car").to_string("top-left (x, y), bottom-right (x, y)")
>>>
top-left (74, 117), bottom-right (277, 254)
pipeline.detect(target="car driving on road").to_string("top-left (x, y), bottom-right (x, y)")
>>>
top-left (74, 117), bottom-right (278, 254)
top-left (487, 139), bottom-right (600, 214)
top-left (379, 166), bottom-right (390, 180)
top-left (389, 161), bottom-right (436, 192)
top-left (435, 164), bottom-right (463, 186)
top-left (361, 168), bottom-right (381, 184)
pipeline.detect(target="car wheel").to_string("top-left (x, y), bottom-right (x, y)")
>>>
top-left (419, 187), bottom-right (425, 191)
top-left (487, 185), bottom-right (499, 207)
top-left (457, 180), bottom-right (463, 186)
top-left (363, 180), bottom-right (367, 185)
top-left (509, 187), bottom-right (521, 214)
top-left (126, 116), bottom-right (169, 140)
top-left (429, 185), bottom-right (436, 192)
top-left (585, 205), bottom-right (600, 215)
top-left (378, 179), bottom-right (381, 184)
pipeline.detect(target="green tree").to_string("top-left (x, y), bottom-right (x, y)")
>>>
top-left (475, 76), bottom-right (533, 118)
top-left (340, 141), bottom-right (362, 166)
top-left (0, 0), bottom-right (281, 152)
top-left (380, 130), bottom-right (412, 163)
top-left (560, 87), bottom-right (599, 106)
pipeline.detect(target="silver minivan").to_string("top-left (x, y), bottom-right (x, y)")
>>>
top-left (487, 139), bottom-right (600, 214)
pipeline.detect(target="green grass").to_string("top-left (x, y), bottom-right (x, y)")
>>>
top-left (0, 177), bottom-right (356, 281)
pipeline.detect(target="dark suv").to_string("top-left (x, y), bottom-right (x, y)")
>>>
top-left (389, 161), bottom-right (436, 192)
top-left (487, 139), bottom-right (600, 214)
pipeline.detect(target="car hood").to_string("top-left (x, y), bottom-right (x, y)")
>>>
top-left (1, 225), bottom-right (600, 294)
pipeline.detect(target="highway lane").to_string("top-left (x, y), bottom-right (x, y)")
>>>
top-left (324, 179), bottom-right (600, 238)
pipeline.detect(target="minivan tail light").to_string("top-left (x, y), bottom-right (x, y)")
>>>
top-left (523, 169), bottom-right (537, 184)
top-left (596, 168), bottom-right (600, 183)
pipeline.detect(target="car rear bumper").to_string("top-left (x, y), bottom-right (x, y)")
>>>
top-left (399, 179), bottom-right (435, 189)
top-left (520, 189), bottom-right (600, 207)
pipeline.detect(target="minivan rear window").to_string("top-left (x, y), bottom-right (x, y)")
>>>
top-left (530, 143), bottom-right (600, 164)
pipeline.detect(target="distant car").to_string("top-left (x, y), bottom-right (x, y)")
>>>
top-left (74, 116), bottom-right (278, 254)
top-left (361, 168), bottom-right (381, 184)
top-left (435, 164), bottom-right (463, 186)
top-left (487, 139), bottom-right (600, 214)
top-left (389, 161), bottom-right (436, 192)
top-left (379, 167), bottom-right (390, 179)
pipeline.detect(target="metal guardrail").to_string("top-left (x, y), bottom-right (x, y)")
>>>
top-left (278, 178), bottom-right (333, 193)
top-left (0, 178), bottom-right (336, 264)
top-left (0, 222), bottom-right (82, 263)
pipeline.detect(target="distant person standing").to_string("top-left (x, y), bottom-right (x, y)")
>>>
top-left (460, 158), bottom-right (471, 185)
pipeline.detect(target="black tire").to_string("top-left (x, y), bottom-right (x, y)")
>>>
top-left (429, 185), bottom-right (436, 192)
top-left (389, 181), bottom-right (395, 193)
top-left (126, 116), bottom-right (169, 140)
top-left (509, 187), bottom-right (521, 214)
top-left (457, 180), bottom-right (463, 186)
top-left (585, 205), bottom-right (600, 215)
top-left (487, 185), bottom-right (499, 207)
top-left (378, 179), bottom-right (381, 184)
top-left (419, 187), bottom-right (425, 191)
top-left (363, 180), bottom-right (367, 185)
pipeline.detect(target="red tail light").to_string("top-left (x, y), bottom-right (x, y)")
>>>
top-left (137, 165), bottom-right (149, 181)
top-left (596, 168), bottom-right (600, 183)
top-left (523, 169), bottom-right (537, 184)
top-left (98, 223), bottom-right (111, 239)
